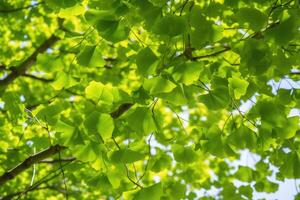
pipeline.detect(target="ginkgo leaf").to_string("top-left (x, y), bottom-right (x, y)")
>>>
top-left (153, 15), bottom-right (187, 37)
top-left (111, 149), bottom-right (145, 163)
top-left (85, 81), bottom-right (114, 104)
top-left (136, 47), bottom-right (158, 76)
top-left (240, 39), bottom-right (272, 75)
top-left (143, 77), bottom-right (176, 95)
top-left (134, 183), bottom-right (163, 200)
top-left (228, 77), bottom-right (249, 99)
top-left (276, 116), bottom-right (299, 139)
top-left (77, 45), bottom-right (105, 67)
top-left (158, 86), bottom-right (187, 105)
top-left (127, 107), bottom-right (156, 135)
top-left (235, 166), bottom-right (254, 182)
top-left (85, 9), bottom-right (129, 42)
top-left (172, 144), bottom-right (198, 163)
top-left (237, 8), bottom-right (268, 31)
top-left (172, 62), bottom-right (203, 85)
top-left (227, 125), bottom-right (257, 150)
top-left (51, 71), bottom-right (77, 90)
top-left (97, 114), bottom-right (114, 140)
top-left (58, 4), bottom-right (85, 18)
top-left (190, 6), bottom-right (223, 47)
top-left (2, 0), bottom-right (300, 198)
top-left (280, 152), bottom-right (300, 179)
top-left (266, 13), bottom-right (300, 46)
top-left (199, 86), bottom-right (231, 110)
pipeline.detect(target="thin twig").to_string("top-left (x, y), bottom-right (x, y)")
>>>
top-left (191, 47), bottom-right (231, 61)
top-left (0, 145), bottom-right (67, 186)
top-left (137, 133), bottom-right (153, 183)
top-left (58, 151), bottom-right (68, 199)
top-left (22, 74), bottom-right (54, 82)
top-left (111, 136), bottom-right (143, 188)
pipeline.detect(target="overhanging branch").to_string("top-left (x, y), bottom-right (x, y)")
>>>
top-left (191, 47), bottom-right (231, 61)
top-left (110, 103), bottom-right (134, 118)
top-left (0, 145), bottom-right (66, 186)
top-left (0, 2), bottom-right (44, 13)
top-left (22, 74), bottom-right (55, 82)
top-left (0, 34), bottom-right (59, 87)
top-left (0, 102), bottom-right (133, 186)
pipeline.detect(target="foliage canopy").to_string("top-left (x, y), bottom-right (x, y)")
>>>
top-left (0, 0), bottom-right (300, 199)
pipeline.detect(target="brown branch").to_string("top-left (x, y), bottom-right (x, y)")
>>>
top-left (268, 0), bottom-right (293, 17)
top-left (22, 74), bottom-right (55, 82)
top-left (290, 72), bottom-right (300, 75)
top-left (0, 145), bottom-right (66, 186)
top-left (0, 64), bottom-right (7, 70)
top-left (0, 101), bottom-right (133, 186)
top-left (110, 103), bottom-right (134, 118)
top-left (191, 47), bottom-right (231, 61)
top-left (0, 187), bottom-right (47, 200)
top-left (0, 34), bottom-right (59, 87)
top-left (38, 157), bottom-right (76, 164)
top-left (0, 2), bottom-right (44, 13)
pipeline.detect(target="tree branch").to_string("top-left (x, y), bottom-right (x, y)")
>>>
top-left (0, 2), bottom-right (44, 13)
top-left (0, 34), bottom-right (59, 87)
top-left (22, 74), bottom-right (55, 82)
top-left (38, 157), bottom-right (76, 164)
top-left (0, 145), bottom-right (66, 186)
top-left (110, 103), bottom-right (134, 118)
top-left (290, 72), bottom-right (300, 75)
top-left (191, 47), bottom-right (231, 61)
top-left (0, 102), bottom-right (133, 186)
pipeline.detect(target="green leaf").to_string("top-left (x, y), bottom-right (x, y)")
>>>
top-left (228, 77), bottom-right (249, 99)
top-left (172, 62), bottom-right (203, 85)
top-left (276, 116), bottom-right (299, 139)
top-left (143, 77), bottom-right (176, 95)
top-left (240, 39), bottom-right (272, 74)
top-left (227, 125), bottom-right (257, 150)
top-left (257, 100), bottom-right (286, 127)
top-left (58, 4), bottom-right (85, 18)
top-left (51, 71), bottom-right (77, 90)
top-left (111, 149), bottom-right (145, 163)
top-left (235, 166), bottom-right (253, 182)
top-left (97, 113), bottom-right (114, 140)
top-left (254, 179), bottom-right (279, 193)
top-left (280, 152), bottom-right (300, 178)
top-left (84, 111), bottom-right (101, 134)
top-left (204, 135), bottom-right (226, 157)
top-left (190, 6), bottom-right (222, 47)
top-left (153, 15), bottom-right (187, 37)
top-left (85, 81), bottom-right (114, 104)
top-left (36, 103), bottom-right (65, 125)
top-left (73, 141), bottom-right (101, 163)
top-left (85, 9), bottom-right (129, 42)
top-left (77, 45), bottom-right (105, 67)
top-left (239, 185), bottom-right (253, 199)
top-left (134, 183), bottom-right (163, 200)
top-left (165, 182), bottom-right (186, 200)
top-left (237, 8), bottom-right (267, 31)
top-left (127, 107), bottom-right (156, 135)
top-left (136, 48), bottom-right (158, 77)
top-left (2, 92), bottom-right (24, 122)
top-left (151, 154), bottom-right (172, 172)
top-left (59, 127), bottom-right (85, 146)
top-left (266, 13), bottom-right (300, 45)
top-left (107, 164), bottom-right (125, 188)
top-left (172, 144), bottom-right (198, 163)
top-left (199, 86), bottom-right (230, 110)
top-left (158, 86), bottom-right (187, 106)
